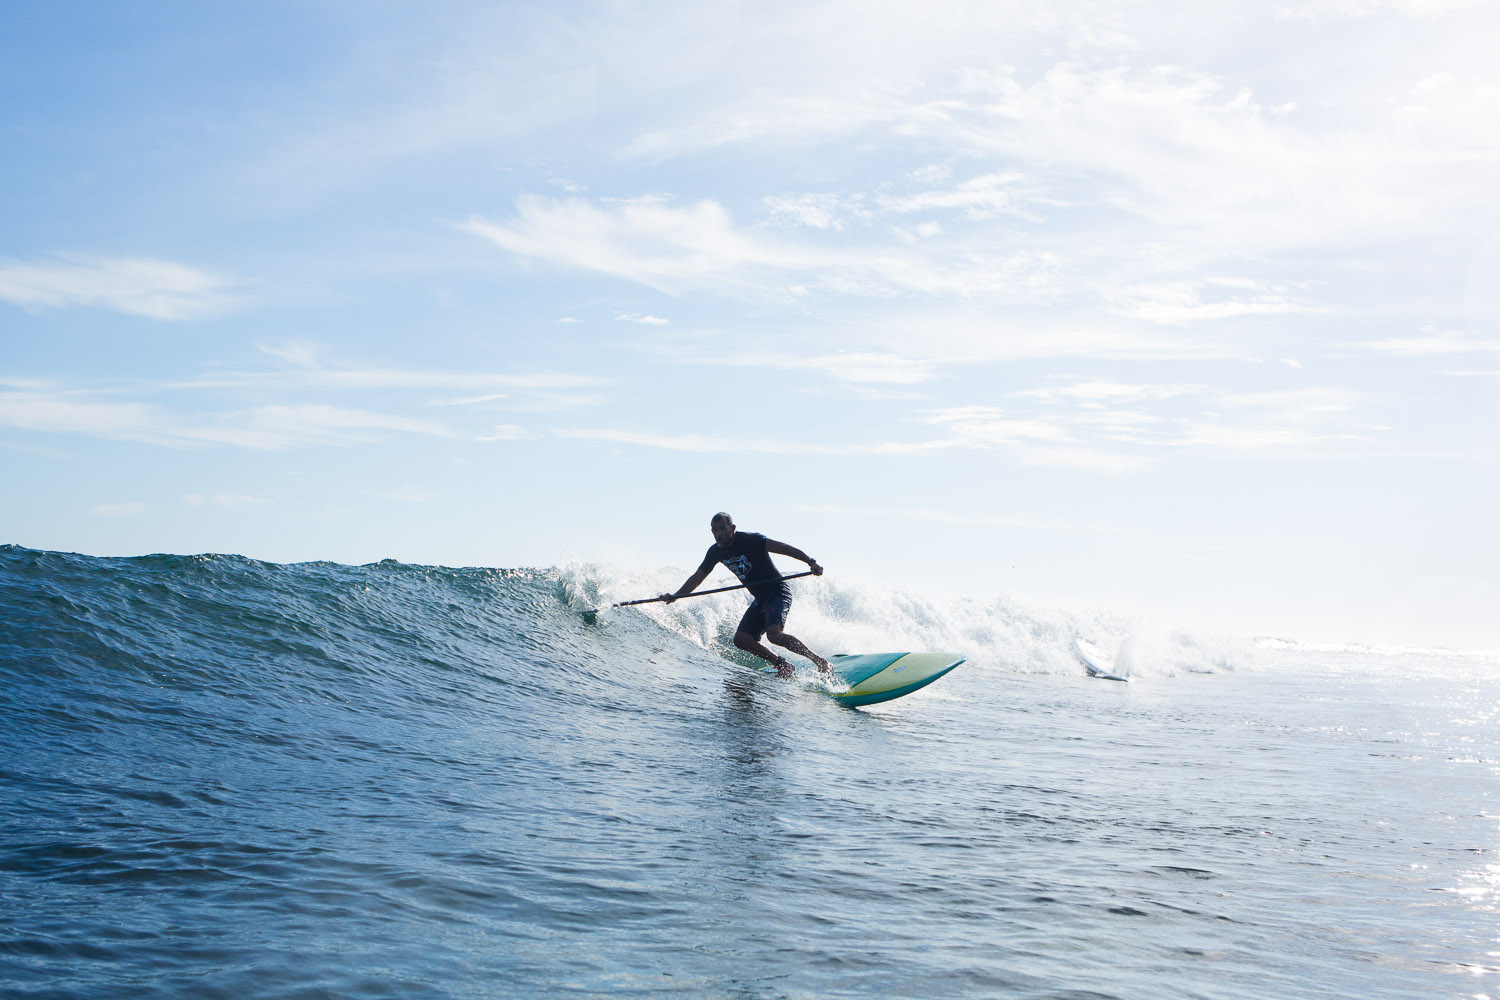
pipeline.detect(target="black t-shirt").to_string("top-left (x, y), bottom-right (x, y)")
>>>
top-left (698, 532), bottom-right (786, 602)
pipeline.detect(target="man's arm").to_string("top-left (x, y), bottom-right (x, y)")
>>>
top-left (765, 539), bottom-right (824, 576)
top-left (659, 566), bottom-right (712, 603)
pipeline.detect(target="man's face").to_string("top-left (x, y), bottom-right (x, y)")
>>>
top-left (711, 517), bottom-right (735, 547)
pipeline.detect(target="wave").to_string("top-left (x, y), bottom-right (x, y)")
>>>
top-left (554, 559), bottom-right (1259, 679)
top-left (0, 543), bottom-right (1265, 713)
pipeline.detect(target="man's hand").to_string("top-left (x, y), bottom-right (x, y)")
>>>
top-left (659, 593), bottom-right (678, 604)
top-left (809, 560), bottom-right (824, 576)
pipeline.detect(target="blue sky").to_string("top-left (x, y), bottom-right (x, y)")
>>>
top-left (3, 0), bottom-right (1498, 649)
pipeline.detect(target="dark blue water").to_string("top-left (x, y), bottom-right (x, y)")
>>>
top-left (3, 543), bottom-right (1496, 998)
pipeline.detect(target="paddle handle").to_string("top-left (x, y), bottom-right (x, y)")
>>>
top-left (594, 570), bottom-right (817, 611)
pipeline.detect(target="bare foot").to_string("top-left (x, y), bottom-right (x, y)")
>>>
top-left (773, 656), bottom-right (796, 679)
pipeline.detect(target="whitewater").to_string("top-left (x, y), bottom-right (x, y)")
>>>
top-left (2, 542), bottom-right (1496, 999)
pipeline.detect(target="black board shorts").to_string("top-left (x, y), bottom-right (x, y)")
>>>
top-left (736, 588), bottom-right (792, 640)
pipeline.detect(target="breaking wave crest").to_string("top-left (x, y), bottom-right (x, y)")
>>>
top-left (555, 559), bottom-right (1259, 679)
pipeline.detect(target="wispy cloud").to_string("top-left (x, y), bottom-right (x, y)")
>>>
top-left (924, 381), bottom-right (1371, 463)
top-left (554, 412), bottom-right (1144, 471)
top-left (920, 406), bottom-right (1152, 473)
top-left (625, 49), bottom-right (1492, 258)
top-left (553, 426), bottom-right (953, 456)
top-left (1219, 386), bottom-right (1360, 416)
top-left (185, 354), bottom-right (608, 394)
top-left (430, 393), bottom-right (510, 406)
top-left (201, 405), bottom-right (457, 449)
top-left (1175, 388), bottom-right (1370, 450)
top-left (91, 502), bottom-right (147, 517)
top-left (0, 389), bottom-right (458, 450)
top-left (1018, 380), bottom-right (1210, 405)
top-left (875, 171), bottom-right (1040, 221)
top-left (1275, 0), bottom-right (1483, 21)
top-left (1105, 279), bottom-right (1316, 324)
top-left (922, 406), bottom-right (1076, 445)
top-left (549, 371), bottom-right (1369, 471)
top-left (763, 192), bottom-right (871, 230)
top-left (464, 195), bottom-right (1064, 302)
top-left (465, 195), bottom-right (792, 296)
top-left (553, 427), bottom-right (852, 455)
top-left (798, 353), bottom-right (938, 384)
top-left (642, 342), bottom-right (941, 384)
top-left (625, 90), bottom-right (903, 162)
top-left (0, 390), bottom-right (174, 446)
top-left (364, 486), bottom-right (439, 503)
top-left (761, 174), bottom-right (1044, 232)
top-left (1170, 421), bottom-right (1354, 450)
top-left (0, 343), bottom-right (614, 456)
top-left (802, 502), bottom-right (1123, 534)
top-left (185, 493), bottom-right (271, 507)
top-left (1358, 325), bottom-right (1500, 355)
top-left (614, 311), bottom-right (669, 325)
top-left (476, 424), bottom-right (538, 441)
top-left (0, 255), bottom-right (243, 319)
top-left (256, 340), bottom-right (328, 367)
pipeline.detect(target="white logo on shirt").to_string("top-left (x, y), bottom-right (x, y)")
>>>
top-left (723, 554), bottom-right (751, 580)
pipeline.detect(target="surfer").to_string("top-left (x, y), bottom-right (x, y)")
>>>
top-left (660, 512), bottom-right (832, 679)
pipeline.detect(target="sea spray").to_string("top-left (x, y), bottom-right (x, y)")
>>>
top-left (555, 559), bottom-right (1255, 678)
top-left (1112, 623), bottom-right (1265, 678)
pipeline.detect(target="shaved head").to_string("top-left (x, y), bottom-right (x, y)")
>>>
top-left (710, 512), bottom-right (736, 547)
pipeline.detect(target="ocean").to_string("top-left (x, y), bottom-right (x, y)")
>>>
top-left (2, 542), bottom-right (1496, 999)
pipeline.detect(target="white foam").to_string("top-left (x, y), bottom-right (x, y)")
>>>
top-left (554, 562), bottom-right (1259, 678)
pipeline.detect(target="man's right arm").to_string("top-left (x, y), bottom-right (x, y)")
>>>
top-left (660, 565), bottom-right (712, 604)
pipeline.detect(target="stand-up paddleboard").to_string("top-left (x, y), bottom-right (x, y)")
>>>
top-left (763, 651), bottom-right (965, 707)
top-left (1072, 638), bottom-right (1130, 683)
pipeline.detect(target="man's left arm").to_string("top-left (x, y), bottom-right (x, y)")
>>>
top-left (765, 538), bottom-right (824, 576)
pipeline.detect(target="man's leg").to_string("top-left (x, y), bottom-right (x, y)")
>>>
top-left (759, 591), bottom-right (832, 673)
top-left (735, 629), bottom-right (795, 677)
top-left (764, 624), bottom-right (832, 673)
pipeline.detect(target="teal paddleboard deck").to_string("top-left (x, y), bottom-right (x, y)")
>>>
top-left (763, 651), bottom-right (966, 707)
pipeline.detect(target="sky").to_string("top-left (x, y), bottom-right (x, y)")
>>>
top-left (2, 0), bottom-right (1498, 649)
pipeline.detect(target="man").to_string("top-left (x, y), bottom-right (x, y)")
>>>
top-left (661, 512), bottom-right (832, 679)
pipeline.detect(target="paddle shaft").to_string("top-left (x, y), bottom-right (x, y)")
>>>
top-left (593, 570), bottom-right (817, 611)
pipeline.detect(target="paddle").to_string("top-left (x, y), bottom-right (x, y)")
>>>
top-left (581, 570), bottom-right (817, 614)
